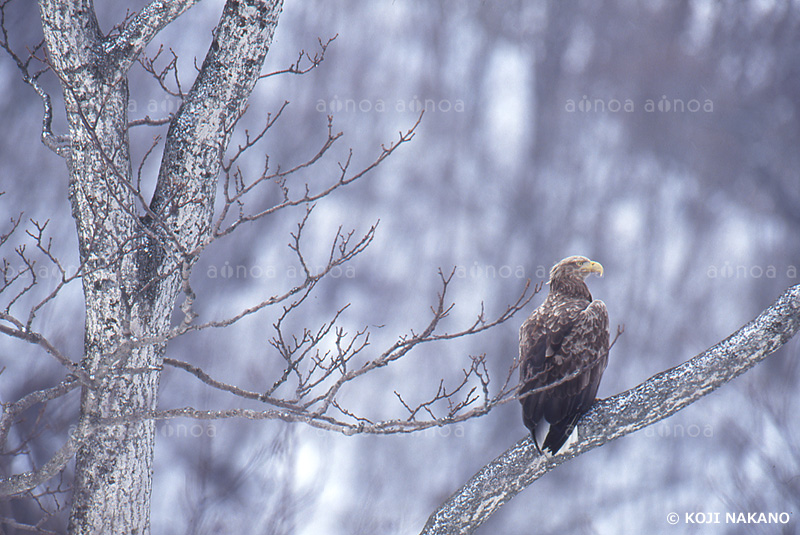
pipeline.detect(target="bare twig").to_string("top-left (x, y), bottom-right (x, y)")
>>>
top-left (212, 112), bottom-right (424, 240)
top-left (258, 35), bottom-right (337, 79)
top-left (129, 114), bottom-right (173, 128)
top-left (609, 323), bottom-right (625, 349)
top-left (138, 45), bottom-right (185, 98)
top-left (0, 3), bottom-right (68, 157)
top-left (106, 278), bottom-right (538, 436)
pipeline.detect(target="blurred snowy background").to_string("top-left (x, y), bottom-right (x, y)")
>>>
top-left (1, 0), bottom-right (799, 533)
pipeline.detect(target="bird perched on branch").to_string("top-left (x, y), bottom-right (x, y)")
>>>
top-left (519, 255), bottom-right (609, 454)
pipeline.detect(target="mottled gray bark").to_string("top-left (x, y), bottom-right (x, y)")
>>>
top-left (421, 283), bottom-right (800, 535)
top-left (35, 1), bottom-right (284, 533)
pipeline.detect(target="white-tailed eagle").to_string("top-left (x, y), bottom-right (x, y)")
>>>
top-left (519, 255), bottom-right (609, 454)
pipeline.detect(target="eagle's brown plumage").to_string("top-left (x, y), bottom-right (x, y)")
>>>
top-left (519, 255), bottom-right (609, 454)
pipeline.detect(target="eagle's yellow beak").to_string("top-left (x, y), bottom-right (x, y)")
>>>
top-left (581, 260), bottom-right (604, 277)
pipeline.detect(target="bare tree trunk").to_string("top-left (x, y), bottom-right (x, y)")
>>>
top-left (36, 1), bottom-right (284, 532)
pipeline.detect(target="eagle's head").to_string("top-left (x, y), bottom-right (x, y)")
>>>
top-left (548, 255), bottom-right (603, 297)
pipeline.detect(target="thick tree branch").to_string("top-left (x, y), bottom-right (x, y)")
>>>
top-left (0, 322), bottom-right (92, 385)
top-left (0, 421), bottom-right (92, 498)
top-left (150, 0), bottom-right (284, 254)
top-left (0, 376), bottom-right (80, 452)
top-left (108, 0), bottom-right (202, 77)
top-left (36, 0), bottom-right (102, 78)
top-left (421, 283), bottom-right (800, 535)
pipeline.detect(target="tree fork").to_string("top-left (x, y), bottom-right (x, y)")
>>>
top-left (35, 0), bottom-right (285, 532)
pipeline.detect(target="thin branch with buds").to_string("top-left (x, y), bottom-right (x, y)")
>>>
top-left (138, 44), bottom-right (185, 98)
top-left (0, 2), bottom-right (69, 157)
top-left (124, 276), bottom-right (541, 436)
top-left (258, 35), bottom-right (337, 80)
top-left (212, 112), bottom-right (424, 241)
